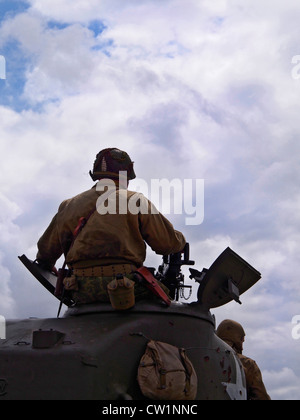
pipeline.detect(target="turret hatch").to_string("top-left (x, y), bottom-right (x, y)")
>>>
top-left (189, 247), bottom-right (261, 309)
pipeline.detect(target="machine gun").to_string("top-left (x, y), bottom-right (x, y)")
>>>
top-left (156, 243), bottom-right (195, 301)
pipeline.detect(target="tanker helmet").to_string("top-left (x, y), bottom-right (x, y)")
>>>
top-left (216, 319), bottom-right (246, 354)
top-left (89, 148), bottom-right (136, 181)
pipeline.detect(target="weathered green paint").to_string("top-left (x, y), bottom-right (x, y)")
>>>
top-left (0, 302), bottom-right (245, 400)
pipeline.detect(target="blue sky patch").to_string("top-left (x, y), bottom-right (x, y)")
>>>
top-left (47, 20), bottom-right (71, 31)
top-left (0, 38), bottom-right (32, 112)
top-left (0, 1), bottom-right (32, 111)
top-left (88, 20), bottom-right (107, 37)
top-left (0, 0), bottom-right (29, 19)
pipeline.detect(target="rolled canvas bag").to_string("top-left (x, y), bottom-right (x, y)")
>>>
top-left (137, 340), bottom-right (197, 400)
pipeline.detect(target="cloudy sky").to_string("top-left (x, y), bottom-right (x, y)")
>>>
top-left (1, 0), bottom-right (300, 400)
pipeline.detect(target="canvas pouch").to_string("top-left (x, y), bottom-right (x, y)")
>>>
top-left (107, 275), bottom-right (135, 310)
top-left (137, 340), bottom-right (197, 400)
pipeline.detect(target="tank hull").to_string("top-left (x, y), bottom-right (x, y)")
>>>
top-left (0, 301), bottom-right (245, 400)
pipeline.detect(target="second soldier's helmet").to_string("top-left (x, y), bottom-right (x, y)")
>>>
top-left (89, 148), bottom-right (136, 181)
top-left (216, 319), bottom-right (246, 354)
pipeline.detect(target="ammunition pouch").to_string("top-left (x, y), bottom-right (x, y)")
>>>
top-left (63, 274), bottom-right (78, 291)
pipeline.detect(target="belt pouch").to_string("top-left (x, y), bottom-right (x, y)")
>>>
top-left (107, 274), bottom-right (135, 310)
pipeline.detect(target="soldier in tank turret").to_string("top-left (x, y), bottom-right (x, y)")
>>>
top-left (36, 147), bottom-right (186, 306)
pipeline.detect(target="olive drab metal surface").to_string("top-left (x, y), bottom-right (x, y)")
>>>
top-left (190, 247), bottom-right (261, 309)
top-left (0, 245), bottom-right (260, 400)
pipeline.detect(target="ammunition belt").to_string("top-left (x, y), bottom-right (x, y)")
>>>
top-left (73, 263), bottom-right (137, 277)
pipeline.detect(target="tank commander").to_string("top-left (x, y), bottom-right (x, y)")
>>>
top-left (36, 147), bottom-right (186, 305)
top-left (216, 319), bottom-right (271, 400)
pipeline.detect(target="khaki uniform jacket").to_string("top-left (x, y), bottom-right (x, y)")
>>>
top-left (238, 354), bottom-right (271, 401)
top-left (37, 185), bottom-right (186, 270)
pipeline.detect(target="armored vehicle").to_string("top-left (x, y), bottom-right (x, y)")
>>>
top-left (0, 245), bottom-right (260, 400)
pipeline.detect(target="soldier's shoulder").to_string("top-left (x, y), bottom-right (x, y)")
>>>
top-left (239, 354), bottom-right (260, 372)
top-left (58, 187), bottom-right (97, 211)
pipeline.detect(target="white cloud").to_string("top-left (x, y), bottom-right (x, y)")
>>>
top-left (263, 368), bottom-right (300, 400)
top-left (28, 0), bottom-right (107, 22)
top-left (0, 0), bottom-right (300, 398)
top-left (0, 193), bottom-right (23, 318)
top-left (0, 252), bottom-right (15, 318)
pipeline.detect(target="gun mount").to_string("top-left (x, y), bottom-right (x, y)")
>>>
top-left (156, 243), bottom-right (195, 301)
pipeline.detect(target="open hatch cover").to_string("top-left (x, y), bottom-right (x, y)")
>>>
top-left (18, 255), bottom-right (74, 307)
top-left (190, 247), bottom-right (261, 309)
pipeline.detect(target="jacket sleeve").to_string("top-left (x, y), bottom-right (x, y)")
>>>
top-left (138, 197), bottom-right (186, 255)
top-left (36, 200), bottom-right (69, 269)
